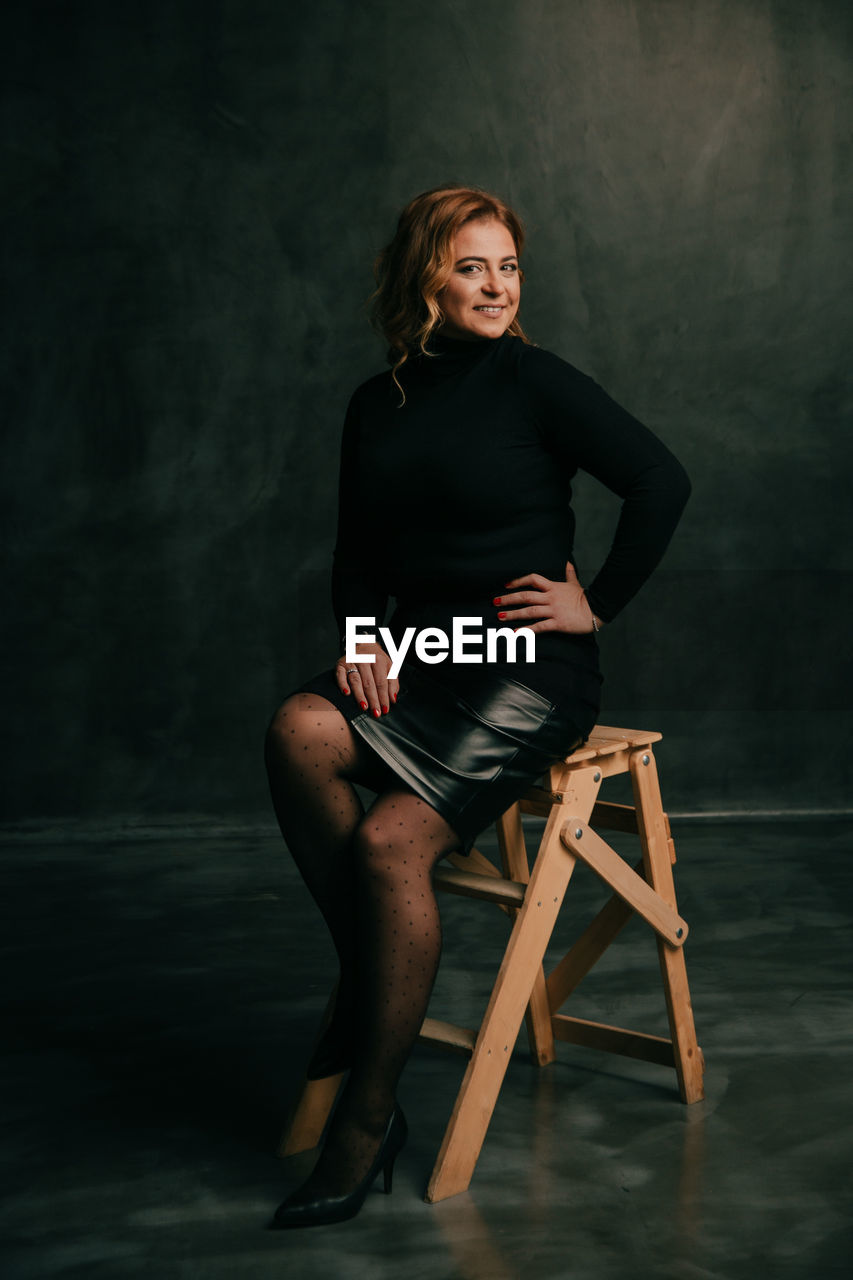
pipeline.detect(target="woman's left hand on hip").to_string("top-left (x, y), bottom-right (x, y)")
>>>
top-left (492, 560), bottom-right (598, 634)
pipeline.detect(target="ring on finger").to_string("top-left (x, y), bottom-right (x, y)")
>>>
top-left (345, 667), bottom-right (358, 674)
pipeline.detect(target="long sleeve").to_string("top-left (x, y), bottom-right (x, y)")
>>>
top-left (520, 347), bottom-right (691, 622)
top-left (330, 391), bottom-right (389, 645)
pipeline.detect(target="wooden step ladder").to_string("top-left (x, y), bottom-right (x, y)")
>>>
top-left (279, 725), bottom-right (704, 1203)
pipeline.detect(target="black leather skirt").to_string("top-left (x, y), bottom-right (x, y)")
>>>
top-left (290, 647), bottom-right (600, 857)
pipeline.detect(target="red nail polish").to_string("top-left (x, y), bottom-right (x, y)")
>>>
top-left (382, 705), bottom-right (389, 714)
top-left (492, 597), bottom-right (502, 605)
top-left (360, 701), bottom-right (368, 710)
top-left (342, 686), bottom-right (349, 695)
top-left (373, 707), bottom-right (381, 718)
top-left (504, 581), bottom-right (512, 587)
top-left (392, 692), bottom-right (397, 702)
top-left (497, 612), bottom-right (506, 619)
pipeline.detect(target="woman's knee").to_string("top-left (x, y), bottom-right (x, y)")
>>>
top-left (352, 816), bottom-right (409, 888)
top-left (265, 693), bottom-right (334, 763)
top-left (265, 695), bottom-right (297, 758)
top-left (351, 805), bottom-right (447, 891)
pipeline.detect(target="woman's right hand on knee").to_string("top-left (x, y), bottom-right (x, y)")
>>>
top-left (336, 642), bottom-right (398, 717)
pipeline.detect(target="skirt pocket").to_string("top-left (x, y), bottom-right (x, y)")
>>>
top-left (450, 669), bottom-right (557, 743)
top-left (362, 664), bottom-right (509, 783)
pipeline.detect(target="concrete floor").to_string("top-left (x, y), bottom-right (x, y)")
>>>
top-left (1, 816), bottom-right (851, 1279)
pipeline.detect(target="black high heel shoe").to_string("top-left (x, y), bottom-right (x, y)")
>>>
top-left (269, 1106), bottom-right (408, 1229)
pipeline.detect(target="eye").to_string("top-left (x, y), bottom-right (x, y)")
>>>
top-left (459, 264), bottom-right (481, 274)
top-left (502, 263), bottom-right (519, 273)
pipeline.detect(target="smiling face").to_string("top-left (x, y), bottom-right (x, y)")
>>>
top-left (437, 217), bottom-right (521, 341)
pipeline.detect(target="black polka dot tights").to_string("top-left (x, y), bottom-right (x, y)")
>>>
top-left (264, 693), bottom-right (460, 1197)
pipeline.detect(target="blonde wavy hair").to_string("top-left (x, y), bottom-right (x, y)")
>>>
top-left (370, 185), bottom-right (529, 400)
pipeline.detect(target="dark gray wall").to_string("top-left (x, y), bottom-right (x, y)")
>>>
top-left (2, 0), bottom-right (851, 823)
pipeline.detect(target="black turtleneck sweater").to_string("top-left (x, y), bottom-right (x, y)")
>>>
top-left (330, 331), bottom-right (690, 700)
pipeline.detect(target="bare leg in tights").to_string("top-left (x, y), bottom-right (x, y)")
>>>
top-left (265, 692), bottom-right (460, 1197)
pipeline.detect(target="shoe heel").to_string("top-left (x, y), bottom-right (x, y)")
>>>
top-left (383, 1152), bottom-right (397, 1195)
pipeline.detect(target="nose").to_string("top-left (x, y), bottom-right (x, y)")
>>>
top-left (481, 270), bottom-right (504, 296)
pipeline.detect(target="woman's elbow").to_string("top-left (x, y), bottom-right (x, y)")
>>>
top-left (641, 455), bottom-right (692, 510)
top-left (670, 458), bottom-right (692, 511)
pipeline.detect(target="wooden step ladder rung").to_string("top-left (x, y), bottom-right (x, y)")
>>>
top-left (419, 1017), bottom-right (477, 1056)
top-left (552, 1014), bottom-right (676, 1067)
top-left (433, 865), bottom-right (526, 907)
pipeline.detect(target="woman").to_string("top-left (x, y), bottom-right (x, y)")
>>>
top-left (265, 185), bottom-right (690, 1228)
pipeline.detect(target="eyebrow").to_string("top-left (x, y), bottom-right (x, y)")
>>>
top-left (455, 254), bottom-right (519, 264)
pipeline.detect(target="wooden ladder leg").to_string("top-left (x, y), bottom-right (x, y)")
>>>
top-left (496, 803), bottom-right (556, 1067)
top-left (277, 1073), bottom-right (342, 1156)
top-left (502, 763), bottom-right (603, 1068)
top-left (630, 746), bottom-right (705, 1104)
top-left (425, 810), bottom-right (577, 1203)
top-left (277, 986), bottom-right (343, 1156)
